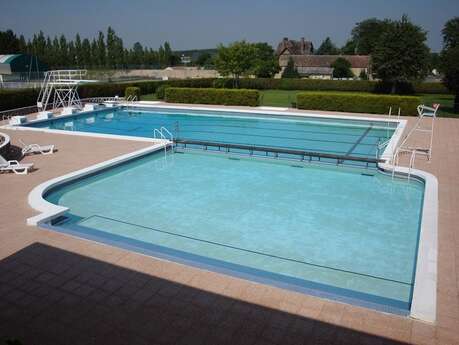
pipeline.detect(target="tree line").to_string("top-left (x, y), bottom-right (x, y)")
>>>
top-left (0, 27), bottom-right (178, 69)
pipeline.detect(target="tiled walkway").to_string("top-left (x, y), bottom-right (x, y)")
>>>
top-left (0, 110), bottom-right (458, 345)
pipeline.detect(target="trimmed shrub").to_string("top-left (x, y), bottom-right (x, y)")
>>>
top-left (296, 92), bottom-right (421, 116)
top-left (79, 78), bottom-right (215, 99)
top-left (165, 88), bottom-right (260, 106)
top-left (209, 78), bottom-right (450, 94)
top-left (373, 81), bottom-right (415, 95)
top-left (212, 78), bottom-right (230, 88)
top-left (413, 82), bottom-right (449, 94)
top-left (155, 85), bottom-right (168, 100)
top-left (125, 86), bottom-right (140, 99)
top-left (0, 88), bottom-right (39, 111)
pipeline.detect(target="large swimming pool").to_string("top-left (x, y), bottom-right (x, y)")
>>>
top-left (26, 106), bottom-right (397, 159)
top-left (26, 105), bottom-right (427, 314)
top-left (44, 149), bottom-right (424, 314)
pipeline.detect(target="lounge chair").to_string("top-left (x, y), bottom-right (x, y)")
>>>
top-left (19, 139), bottom-right (55, 155)
top-left (0, 155), bottom-right (34, 175)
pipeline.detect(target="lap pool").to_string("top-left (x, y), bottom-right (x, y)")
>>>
top-left (24, 105), bottom-right (429, 315)
top-left (25, 106), bottom-right (397, 160)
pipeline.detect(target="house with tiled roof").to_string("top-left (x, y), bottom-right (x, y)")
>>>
top-left (276, 37), bottom-right (371, 79)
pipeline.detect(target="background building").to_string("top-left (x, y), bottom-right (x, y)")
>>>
top-left (276, 37), bottom-right (371, 79)
top-left (0, 54), bottom-right (47, 87)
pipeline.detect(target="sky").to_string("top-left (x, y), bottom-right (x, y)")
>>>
top-left (0, 0), bottom-right (458, 52)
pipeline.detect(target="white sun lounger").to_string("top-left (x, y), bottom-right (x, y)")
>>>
top-left (19, 139), bottom-right (55, 155)
top-left (0, 155), bottom-right (34, 175)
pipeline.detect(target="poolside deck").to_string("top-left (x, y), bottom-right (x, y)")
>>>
top-left (0, 107), bottom-right (458, 345)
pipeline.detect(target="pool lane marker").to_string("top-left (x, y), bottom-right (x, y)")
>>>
top-left (344, 125), bottom-right (373, 157)
top-left (79, 214), bottom-right (412, 287)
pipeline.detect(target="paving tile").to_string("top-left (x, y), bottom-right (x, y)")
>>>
top-left (0, 115), bottom-right (459, 344)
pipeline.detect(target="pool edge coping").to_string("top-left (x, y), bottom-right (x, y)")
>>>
top-left (379, 162), bottom-right (438, 323)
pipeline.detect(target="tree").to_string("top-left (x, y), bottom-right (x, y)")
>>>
top-left (96, 31), bottom-right (106, 67)
top-left (316, 37), bottom-right (339, 55)
top-left (31, 31), bottom-right (46, 61)
top-left (331, 57), bottom-right (354, 78)
top-left (58, 34), bottom-right (69, 68)
top-left (106, 27), bottom-right (123, 68)
top-left (157, 42), bottom-right (175, 67)
top-left (442, 17), bottom-right (459, 49)
top-left (91, 39), bottom-right (98, 67)
top-left (281, 57), bottom-right (300, 78)
top-left (215, 40), bottom-right (255, 87)
top-left (81, 38), bottom-right (91, 67)
top-left (158, 45), bottom-right (165, 67)
top-left (196, 52), bottom-right (213, 67)
top-left (132, 42), bottom-right (144, 66)
top-left (0, 30), bottom-right (20, 53)
top-left (251, 43), bottom-right (280, 78)
top-left (51, 37), bottom-right (60, 67)
top-left (163, 42), bottom-right (172, 66)
top-left (359, 70), bottom-right (369, 80)
top-left (429, 52), bottom-right (441, 73)
top-left (351, 18), bottom-right (392, 55)
top-left (341, 40), bottom-right (357, 55)
top-left (44, 37), bottom-right (55, 67)
top-left (74, 34), bottom-right (82, 67)
top-left (440, 17), bottom-right (459, 112)
top-left (18, 35), bottom-right (27, 52)
top-left (372, 15), bottom-right (430, 93)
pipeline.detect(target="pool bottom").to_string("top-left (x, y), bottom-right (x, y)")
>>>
top-left (41, 217), bottom-right (410, 316)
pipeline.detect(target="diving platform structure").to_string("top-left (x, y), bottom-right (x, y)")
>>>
top-left (37, 70), bottom-right (95, 111)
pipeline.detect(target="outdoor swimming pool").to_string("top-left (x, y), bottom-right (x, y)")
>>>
top-left (26, 106), bottom-right (397, 160)
top-left (23, 105), bottom-right (431, 315)
top-left (43, 150), bottom-right (424, 314)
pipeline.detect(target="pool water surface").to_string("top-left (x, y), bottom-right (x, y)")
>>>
top-left (44, 150), bottom-right (424, 313)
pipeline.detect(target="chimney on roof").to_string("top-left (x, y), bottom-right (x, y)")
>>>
top-left (283, 37), bottom-right (288, 42)
top-left (300, 37), bottom-right (306, 54)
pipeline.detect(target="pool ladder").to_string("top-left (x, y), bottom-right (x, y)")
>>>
top-left (125, 95), bottom-right (138, 102)
top-left (153, 127), bottom-right (174, 156)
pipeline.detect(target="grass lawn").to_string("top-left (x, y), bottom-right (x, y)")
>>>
top-left (260, 90), bottom-right (457, 117)
top-left (140, 93), bottom-right (158, 101)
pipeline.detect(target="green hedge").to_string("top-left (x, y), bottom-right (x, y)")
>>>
top-left (216, 78), bottom-right (448, 94)
top-left (0, 77), bottom-right (447, 111)
top-left (78, 78), bottom-right (215, 99)
top-left (296, 92), bottom-right (421, 116)
top-left (165, 87), bottom-right (260, 106)
top-left (0, 88), bottom-right (39, 111)
top-left (413, 82), bottom-right (449, 94)
top-left (125, 86), bottom-right (141, 99)
top-left (214, 78), bottom-right (376, 92)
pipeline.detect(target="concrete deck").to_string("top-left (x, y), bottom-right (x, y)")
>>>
top-left (0, 109), bottom-right (458, 345)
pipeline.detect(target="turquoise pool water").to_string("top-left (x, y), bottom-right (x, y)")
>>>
top-left (45, 151), bottom-right (424, 313)
top-left (27, 107), bottom-right (396, 159)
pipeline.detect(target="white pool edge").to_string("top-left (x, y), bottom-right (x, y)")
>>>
top-left (379, 162), bottom-right (438, 323)
top-left (27, 141), bottom-right (169, 226)
top-left (19, 103), bottom-right (435, 322)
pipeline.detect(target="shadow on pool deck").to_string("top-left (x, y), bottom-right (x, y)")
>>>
top-left (0, 243), bottom-right (410, 345)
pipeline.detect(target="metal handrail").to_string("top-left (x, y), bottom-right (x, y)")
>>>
top-left (174, 139), bottom-right (382, 166)
top-left (153, 127), bottom-right (174, 157)
top-left (160, 127), bottom-right (173, 141)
